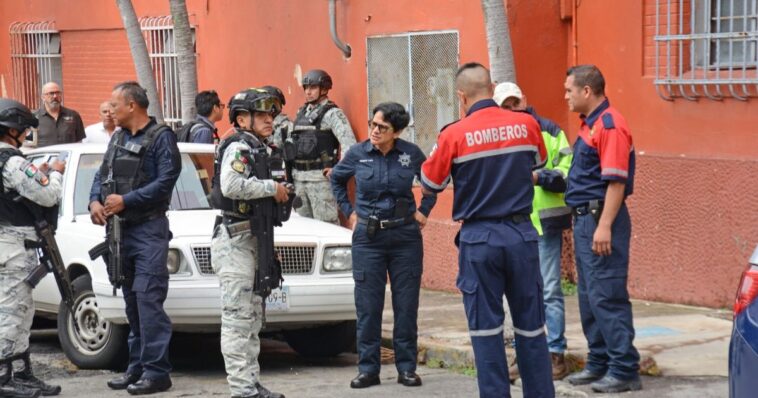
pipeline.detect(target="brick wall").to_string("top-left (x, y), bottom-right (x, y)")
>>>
top-left (60, 29), bottom-right (136, 126)
top-left (643, 0), bottom-right (692, 77)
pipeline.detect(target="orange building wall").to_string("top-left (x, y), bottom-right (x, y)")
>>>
top-left (570, 0), bottom-right (758, 308)
top-left (0, 0), bottom-right (755, 308)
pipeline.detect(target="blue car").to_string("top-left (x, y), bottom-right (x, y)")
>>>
top-left (729, 245), bottom-right (758, 398)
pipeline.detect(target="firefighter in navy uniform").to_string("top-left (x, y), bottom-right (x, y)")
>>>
top-left (563, 65), bottom-right (641, 394)
top-left (287, 69), bottom-right (356, 224)
top-left (89, 82), bottom-right (181, 396)
top-left (0, 98), bottom-right (64, 398)
top-left (420, 63), bottom-right (554, 398)
top-left (210, 88), bottom-right (289, 398)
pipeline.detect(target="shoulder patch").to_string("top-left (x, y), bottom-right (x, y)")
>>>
top-left (601, 113), bottom-right (615, 129)
top-left (20, 161), bottom-right (38, 178)
top-left (231, 159), bottom-right (246, 173)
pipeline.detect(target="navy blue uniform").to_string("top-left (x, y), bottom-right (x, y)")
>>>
top-left (565, 99), bottom-right (640, 380)
top-left (331, 138), bottom-right (436, 376)
top-left (421, 100), bottom-right (553, 398)
top-left (90, 119), bottom-right (181, 380)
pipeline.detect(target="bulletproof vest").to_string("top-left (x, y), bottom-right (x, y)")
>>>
top-left (0, 147), bottom-right (59, 228)
top-left (211, 130), bottom-right (284, 216)
top-left (98, 122), bottom-right (169, 224)
top-left (290, 101), bottom-right (340, 165)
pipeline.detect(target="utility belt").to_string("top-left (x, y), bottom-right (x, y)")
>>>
top-left (214, 214), bottom-right (252, 238)
top-left (292, 158), bottom-right (332, 171)
top-left (358, 214), bottom-right (415, 230)
top-left (359, 214), bottom-right (416, 240)
top-left (463, 213), bottom-right (531, 224)
top-left (571, 199), bottom-right (604, 223)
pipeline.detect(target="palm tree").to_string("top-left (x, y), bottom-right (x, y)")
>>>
top-left (481, 0), bottom-right (516, 83)
top-left (115, 0), bottom-right (164, 122)
top-left (169, 0), bottom-right (197, 124)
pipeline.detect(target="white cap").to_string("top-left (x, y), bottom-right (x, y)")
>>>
top-left (493, 82), bottom-right (523, 107)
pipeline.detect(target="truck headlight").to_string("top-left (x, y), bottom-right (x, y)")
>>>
top-left (322, 247), bottom-right (352, 272)
top-left (167, 249), bottom-right (183, 274)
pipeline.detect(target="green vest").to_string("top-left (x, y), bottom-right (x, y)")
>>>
top-left (528, 110), bottom-right (573, 235)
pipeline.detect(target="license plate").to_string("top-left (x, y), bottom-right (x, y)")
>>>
top-left (265, 286), bottom-right (289, 312)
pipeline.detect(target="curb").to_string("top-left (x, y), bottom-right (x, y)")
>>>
top-left (381, 335), bottom-right (660, 377)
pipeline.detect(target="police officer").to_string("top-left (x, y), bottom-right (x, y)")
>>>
top-left (420, 63), bottom-right (553, 398)
top-left (89, 82), bottom-right (181, 395)
top-left (494, 82), bottom-right (573, 381)
top-left (331, 102), bottom-right (436, 389)
top-left (563, 65), bottom-right (641, 394)
top-left (262, 85), bottom-right (292, 149)
top-left (288, 69), bottom-right (356, 224)
top-left (0, 98), bottom-right (64, 398)
top-left (210, 88), bottom-right (288, 398)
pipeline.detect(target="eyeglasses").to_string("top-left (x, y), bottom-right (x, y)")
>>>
top-left (368, 121), bottom-right (392, 134)
top-left (44, 91), bottom-right (62, 97)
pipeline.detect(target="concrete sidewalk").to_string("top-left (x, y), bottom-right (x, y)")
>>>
top-left (381, 288), bottom-right (733, 395)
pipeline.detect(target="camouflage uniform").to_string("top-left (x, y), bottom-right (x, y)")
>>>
top-left (293, 99), bottom-right (356, 224)
top-left (211, 133), bottom-right (277, 398)
top-left (270, 113), bottom-right (292, 149)
top-left (0, 142), bottom-right (63, 361)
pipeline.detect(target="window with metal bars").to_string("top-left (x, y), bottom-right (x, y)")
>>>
top-left (366, 31), bottom-right (460, 155)
top-left (9, 21), bottom-right (63, 110)
top-left (654, 0), bottom-right (758, 100)
top-left (140, 16), bottom-right (196, 128)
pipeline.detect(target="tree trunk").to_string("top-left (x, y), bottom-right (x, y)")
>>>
top-left (169, 0), bottom-right (197, 124)
top-left (481, 0), bottom-right (516, 84)
top-left (115, 0), bottom-right (164, 122)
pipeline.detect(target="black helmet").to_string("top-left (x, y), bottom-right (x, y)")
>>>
top-left (0, 98), bottom-right (38, 134)
top-left (301, 69), bottom-right (333, 90)
top-left (228, 88), bottom-right (282, 125)
top-left (261, 85), bottom-right (286, 106)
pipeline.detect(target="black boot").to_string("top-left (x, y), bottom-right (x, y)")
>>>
top-left (0, 360), bottom-right (40, 398)
top-left (11, 352), bottom-right (60, 397)
top-left (255, 382), bottom-right (285, 398)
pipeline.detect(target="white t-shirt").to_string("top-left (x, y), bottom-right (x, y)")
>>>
top-left (83, 122), bottom-right (117, 143)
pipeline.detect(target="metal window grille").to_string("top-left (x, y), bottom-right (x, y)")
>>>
top-left (9, 21), bottom-right (62, 109)
top-left (367, 31), bottom-right (460, 155)
top-left (192, 245), bottom-right (316, 276)
top-left (140, 16), bottom-right (195, 128)
top-left (655, 0), bottom-right (758, 100)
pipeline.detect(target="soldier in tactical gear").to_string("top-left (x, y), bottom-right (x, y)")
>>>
top-left (89, 82), bottom-right (181, 396)
top-left (288, 69), bottom-right (356, 224)
top-left (211, 88), bottom-right (288, 398)
top-left (262, 85), bottom-right (292, 150)
top-left (0, 98), bottom-right (65, 398)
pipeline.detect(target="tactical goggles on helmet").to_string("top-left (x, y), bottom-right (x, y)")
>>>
top-left (249, 96), bottom-right (282, 116)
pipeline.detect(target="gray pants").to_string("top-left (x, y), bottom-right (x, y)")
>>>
top-left (211, 226), bottom-right (265, 397)
top-left (0, 235), bottom-right (35, 361)
top-left (293, 178), bottom-right (339, 224)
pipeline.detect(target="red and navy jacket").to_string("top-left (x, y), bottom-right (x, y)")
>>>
top-left (564, 99), bottom-right (635, 208)
top-left (421, 99), bottom-right (547, 221)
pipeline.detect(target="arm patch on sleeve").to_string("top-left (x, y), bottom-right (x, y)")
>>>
top-left (601, 113), bottom-right (615, 129)
top-left (19, 161), bottom-right (38, 178)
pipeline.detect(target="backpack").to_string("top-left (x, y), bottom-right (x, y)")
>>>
top-left (177, 121), bottom-right (203, 143)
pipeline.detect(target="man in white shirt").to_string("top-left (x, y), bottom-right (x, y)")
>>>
top-left (83, 101), bottom-right (118, 143)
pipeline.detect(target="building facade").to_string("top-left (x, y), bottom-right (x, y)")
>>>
top-left (0, 0), bottom-right (755, 308)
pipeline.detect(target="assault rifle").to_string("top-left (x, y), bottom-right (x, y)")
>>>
top-left (88, 214), bottom-right (123, 296)
top-left (21, 201), bottom-right (75, 314)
